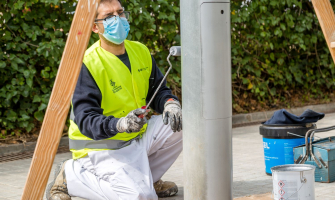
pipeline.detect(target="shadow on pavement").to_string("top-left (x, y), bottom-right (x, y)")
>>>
top-left (233, 179), bottom-right (272, 198)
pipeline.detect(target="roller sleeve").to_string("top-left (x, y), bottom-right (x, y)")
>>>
top-left (169, 46), bottom-right (181, 56)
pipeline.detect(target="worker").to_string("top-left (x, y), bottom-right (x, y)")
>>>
top-left (46, 0), bottom-right (182, 199)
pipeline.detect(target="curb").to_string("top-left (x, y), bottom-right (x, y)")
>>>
top-left (232, 102), bottom-right (335, 126)
top-left (0, 137), bottom-right (69, 157)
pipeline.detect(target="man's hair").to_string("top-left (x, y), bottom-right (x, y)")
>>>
top-left (96, 0), bottom-right (122, 18)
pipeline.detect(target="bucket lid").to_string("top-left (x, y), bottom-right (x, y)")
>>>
top-left (259, 123), bottom-right (316, 138)
top-left (271, 164), bottom-right (316, 172)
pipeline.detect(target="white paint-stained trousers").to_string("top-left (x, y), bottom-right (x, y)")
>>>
top-left (64, 115), bottom-right (183, 200)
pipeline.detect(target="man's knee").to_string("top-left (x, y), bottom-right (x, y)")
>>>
top-left (168, 130), bottom-right (182, 145)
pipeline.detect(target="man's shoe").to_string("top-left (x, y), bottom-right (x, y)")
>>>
top-left (46, 160), bottom-right (71, 200)
top-left (154, 179), bottom-right (178, 198)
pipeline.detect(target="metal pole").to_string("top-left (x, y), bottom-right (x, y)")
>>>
top-left (181, 0), bottom-right (232, 199)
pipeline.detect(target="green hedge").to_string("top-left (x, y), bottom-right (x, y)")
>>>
top-left (0, 0), bottom-right (77, 138)
top-left (1, 0), bottom-right (335, 139)
top-left (231, 0), bottom-right (335, 112)
top-left (0, 0), bottom-right (180, 138)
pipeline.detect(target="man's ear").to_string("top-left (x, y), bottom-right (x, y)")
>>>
top-left (92, 23), bottom-right (100, 34)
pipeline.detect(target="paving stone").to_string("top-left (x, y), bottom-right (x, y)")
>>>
top-left (5, 195), bottom-right (22, 200)
top-left (317, 197), bottom-right (334, 200)
top-left (234, 192), bottom-right (272, 200)
top-left (1, 176), bottom-right (27, 189)
top-left (0, 183), bottom-right (23, 198)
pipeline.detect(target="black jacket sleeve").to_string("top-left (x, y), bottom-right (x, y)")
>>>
top-left (72, 63), bottom-right (119, 140)
top-left (146, 56), bottom-right (179, 114)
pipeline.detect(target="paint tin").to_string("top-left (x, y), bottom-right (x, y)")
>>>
top-left (271, 164), bottom-right (315, 200)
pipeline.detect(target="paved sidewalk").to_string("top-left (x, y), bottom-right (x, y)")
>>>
top-left (1, 113), bottom-right (335, 199)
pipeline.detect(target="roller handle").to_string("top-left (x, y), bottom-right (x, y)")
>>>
top-left (138, 46), bottom-right (181, 119)
top-left (138, 106), bottom-right (147, 119)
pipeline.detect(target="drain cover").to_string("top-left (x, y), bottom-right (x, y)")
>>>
top-left (0, 146), bottom-right (69, 163)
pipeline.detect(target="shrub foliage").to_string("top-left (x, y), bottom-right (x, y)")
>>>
top-left (1, 0), bottom-right (77, 138)
top-left (231, 0), bottom-right (335, 112)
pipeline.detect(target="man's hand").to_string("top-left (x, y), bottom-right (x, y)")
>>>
top-left (116, 108), bottom-right (146, 133)
top-left (163, 99), bottom-right (182, 132)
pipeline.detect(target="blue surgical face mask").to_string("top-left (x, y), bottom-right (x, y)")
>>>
top-left (97, 16), bottom-right (130, 45)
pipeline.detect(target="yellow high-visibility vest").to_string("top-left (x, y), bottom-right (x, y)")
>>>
top-left (68, 40), bottom-right (152, 159)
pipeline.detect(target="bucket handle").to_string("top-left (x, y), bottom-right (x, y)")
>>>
top-left (294, 155), bottom-right (303, 164)
top-left (288, 130), bottom-right (313, 164)
top-left (299, 129), bottom-right (315, 164)
top-left (300, 171), bottom-right (307, 183)
top-left (276, 171), bottom-right (306, 200)
top-left (319, 157), bottom-right (328, 169)
top-left (299, 125), bottom-right (335, 165)
top-left (308, 125), bottom-right (335, 168)
top-left (309, 130), bottom-right (322, 168)
top-left (288, 172), bottom-right (306, 199)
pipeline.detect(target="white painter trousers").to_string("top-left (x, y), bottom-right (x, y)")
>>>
top-left (64, 115), bottom-right (183, 200)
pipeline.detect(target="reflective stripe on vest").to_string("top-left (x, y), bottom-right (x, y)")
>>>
top-left (68, 40), bottom-right (152, 160)
top-left (69, 135), bottom-right (139, 150)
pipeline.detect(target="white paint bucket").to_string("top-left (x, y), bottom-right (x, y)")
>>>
top-left (271, 164), bottom-right (315, 200)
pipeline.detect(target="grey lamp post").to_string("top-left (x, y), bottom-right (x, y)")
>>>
top-left (181, 0), bottom-right (232, 199)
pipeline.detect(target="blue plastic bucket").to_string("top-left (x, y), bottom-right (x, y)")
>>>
top-left (263, 138), bottom-right (306, 174)
top-left (260, 124), bottom-right (315, 175)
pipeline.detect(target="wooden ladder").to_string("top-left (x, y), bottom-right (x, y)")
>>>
top-left (21, 0), bottom-right (100, 199)
top-left (312, 0), bottom-right (335, 63)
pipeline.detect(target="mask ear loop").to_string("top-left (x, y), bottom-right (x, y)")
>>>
top-left (94, 22), bottom-right (104, 35)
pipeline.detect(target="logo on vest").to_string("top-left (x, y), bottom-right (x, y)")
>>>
top-left (110, 79), bottom-right (122, 93)
top-left (138, 67), bottom-right (148, 72)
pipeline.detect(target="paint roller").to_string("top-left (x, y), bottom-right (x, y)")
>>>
top-left (138, 46), bottom-right (182, 118)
